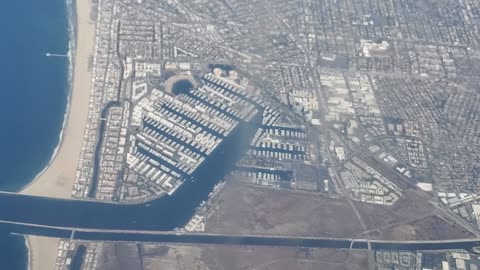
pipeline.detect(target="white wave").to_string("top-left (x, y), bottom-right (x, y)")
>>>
top-left (24, 236), bottom-right (31, 270)
top-left (20, 0), bottom-right (76, 190)
top-left (19, 1), bottom-right (76, 270)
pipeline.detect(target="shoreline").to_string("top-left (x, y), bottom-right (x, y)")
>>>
top-left (24, 236), bottom-right (30, 270)
top-left (26, 236), bottom-right (60, 270)
top-left (20, 0), bottom-right (94, 199)
top-left (19, 0), bottom-right (77, 194)
top-left (22, 0), bottom-right (97, 269)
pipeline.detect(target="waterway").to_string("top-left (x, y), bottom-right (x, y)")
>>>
top-left (3, 223), bottom-right (480, 255)
top-left (0, 0), bottom-right (70, 268)
top-left (0, 113), bottom-right (262, 231)
top-left (172, 79), bottom-right (194, 95)
top-left (0, 0), bottom-right (477, 267)
top-left (69, 245), bottom-right (86, 270)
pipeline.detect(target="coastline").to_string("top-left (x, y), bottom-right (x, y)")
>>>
top-left (20, 0), bottom-right (95, 199)
top-left (19, 0), bottom-right (77, 195)
top-left (26, 236), bottom-right (60, 270)
top-left (22, 0), bottom-right (96, 269)
top-left (24, 236), bottom-right (30, 270)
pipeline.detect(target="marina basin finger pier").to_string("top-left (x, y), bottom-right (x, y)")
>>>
top-left (72, 68), bottom-right (262, 202)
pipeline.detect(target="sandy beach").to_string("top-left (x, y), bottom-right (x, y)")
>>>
top-left (21, 0), bottom-right (97, 269)
top-left (27, 236), bottom-right (60, 270)
top-left (21, 0), bottom-right (95, 199)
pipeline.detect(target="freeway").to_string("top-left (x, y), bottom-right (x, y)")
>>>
top-left (3, 220), bottom-right (480, 253)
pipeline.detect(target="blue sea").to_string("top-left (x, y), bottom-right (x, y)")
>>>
top-left (0, 0), bottom-right (70, 268)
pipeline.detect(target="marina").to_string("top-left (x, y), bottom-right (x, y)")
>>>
top-left (122, 73), bottom-right (262, 201)
top-left (0, 110), bottom-right (262, 232)
top-left (4, 0), bottom-right (480, 267)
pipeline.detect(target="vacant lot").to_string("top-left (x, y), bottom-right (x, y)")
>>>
top-left (143, 245), bottom-right (368, 270)
top-left (207, 182), bottom-right (473, 241)
top-left (375, 215), bottom-right (474, 240)
top-left (97, 243), bottom-right (369, 270)
top-left (353, 188), bottom-right (436, 231)
top-left (196, 246), bottom-right (369, 270)
top-left (206, 182), bottom-right (364, 237)
top-left (349, 187), bottom-right (474, 240)
top-left (96, 243), bottom-right (142, 270)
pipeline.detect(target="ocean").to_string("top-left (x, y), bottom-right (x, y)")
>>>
top-left (0, 0), bottom-right (70, 268)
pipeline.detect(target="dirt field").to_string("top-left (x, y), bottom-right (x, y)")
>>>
top-left (349, 187), bottom-right (474, 240)
top-left (374, 215), bottom-right (474, 240)
top-left (96, 243), bottom-right (142, 270)
top-left (353, 188), bottom-right (436, 231)
top-left (206, 182), bottom-right (365, 237)
top-left (206, 181), bottom-right (473, 241)
top-left (96, 243), bottom-right (369, 270)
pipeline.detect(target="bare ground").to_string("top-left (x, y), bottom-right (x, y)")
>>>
top-left (353, 188), bottom-right (436, 231)
top-left (206, 181), bottom-right (365, 237)
top-left (96, 243), bottom-right (369, 270)
top-left (374, 215), bottom-right (474, 240)
top-left (96, 243), bottom-right (142, 270)
top-left (207, 181), bottom-right (473, 241)
top-left (351, 188), bottom-right (473, 240)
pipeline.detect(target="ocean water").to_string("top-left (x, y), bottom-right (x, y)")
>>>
top-left (0, 0), bottom-right (70, 268)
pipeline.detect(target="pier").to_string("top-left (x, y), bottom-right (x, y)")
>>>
top-left (46, 52), bottom-right (68, 57)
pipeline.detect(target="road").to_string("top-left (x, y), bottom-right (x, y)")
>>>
top-left (326, 127), bottom-right (480, 238)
